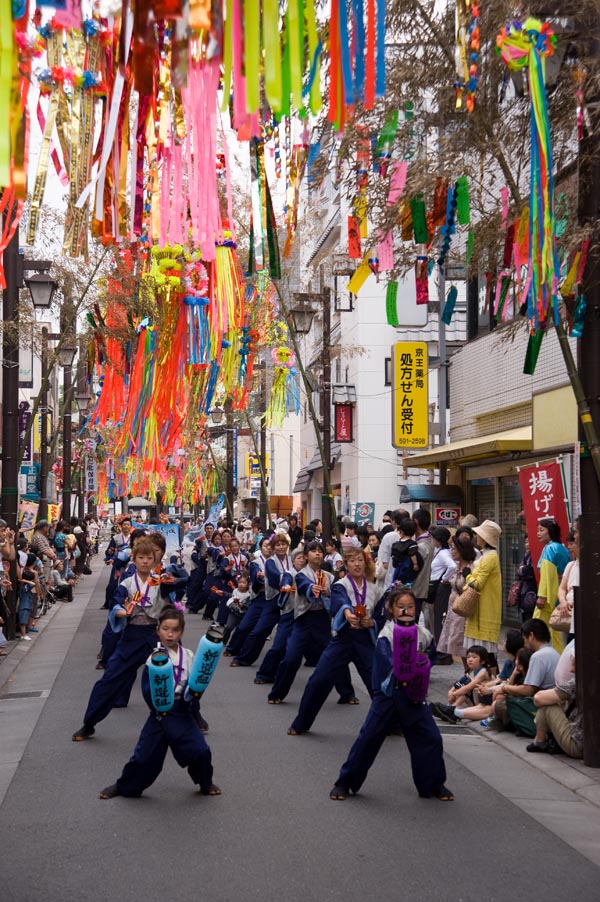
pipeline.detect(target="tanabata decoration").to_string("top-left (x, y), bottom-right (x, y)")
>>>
top-left (265, 345), bottom-right (299, 428)
top-left (496, 19), bottom-right (559, 342)
top-left (455, 0), bottom-right (480, 112)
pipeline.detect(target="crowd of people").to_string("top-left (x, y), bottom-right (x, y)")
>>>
top-left (0, 515), bottom-right (100, 652)
top-left (61, 503), bottom-right (584, 804)
top-left (2, 504), bottom-right (584, 802)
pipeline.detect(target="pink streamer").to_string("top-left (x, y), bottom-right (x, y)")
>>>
top-left (387, 161), bottom-right (408, 205)
top-left (377, 231), bottom-right (394, 270)
top-left (170, 143), bottom-right (184, 245)
top-left (501, 186), bottom-right (509, 231)
top-left (160, 144), bottom-right (172, 247)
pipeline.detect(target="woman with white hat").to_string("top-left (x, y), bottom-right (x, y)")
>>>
top-left (462, 519), bottom-right (503, 659)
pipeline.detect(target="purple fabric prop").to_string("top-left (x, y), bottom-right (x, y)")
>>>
top-left (405, 653), bottom-right (431, 703)
top-left (393, 623), bottom-right (418, 682)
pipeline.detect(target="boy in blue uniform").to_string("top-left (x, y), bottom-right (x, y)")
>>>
top-left (99, 607), bottom-right (220, 799)
top-left (72, 538), bottom-right (169, 741)
top-left (329, 587), bottom-right (453, 802)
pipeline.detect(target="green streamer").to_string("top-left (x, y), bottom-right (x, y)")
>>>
top-left (456, 175), bottom-right (470, 225)
top-left (386, 282), bottom-right (400, 326)
top-left (523, 329), bottom-right (544, 375)
top-left (410, 195), bottom-right (428, 244)
top-left (466, 228), bottom-right (474, 264)
top-left (442, 285), bottom-right (458, 325)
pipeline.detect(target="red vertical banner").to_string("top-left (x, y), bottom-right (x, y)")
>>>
top-left (518, 460), bottom-right (571, 574)
top-left (335, 403), bottom-right (353, 443)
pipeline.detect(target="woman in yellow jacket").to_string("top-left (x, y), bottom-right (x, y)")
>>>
top-left (463, 520), bottom-right (503, 661)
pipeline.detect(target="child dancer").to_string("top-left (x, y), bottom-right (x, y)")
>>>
top-left (223, 574), bottom-right (251, 645)
top-left (224, 537), bottom-right (272, 657)
top-left (329, 587), bottom-right (453, 802)
top-left (72, 538), bottom-right (169, 741)
top-left (99, 607), bottom-right (220, 799)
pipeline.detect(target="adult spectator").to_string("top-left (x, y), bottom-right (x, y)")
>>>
top-left (528, 656), bottom-right (582, 757)
top-left (377, 509), bottom-right (411, 591)
top-left (340, 522), bottom-right (361, 553)
top-left (287, 515), bottom-right (303, 550)
top-left (308, 519), bottom-right (323, 539)
top-left (427, 527), bottom-right (455, 641)
top-left (463, 519), bottom-right (502, 660)
top-left (492, 618), bottom-right (560, 736)
top-left (0, 518), bottom-right (16, 562)
top-left (378, 511), bottom-right (394, 539)
top-left (411, 508), bottom-right (434, 623)
top-left (30, 520), bottom-right (58, 564)
top-left (557, 522), bottom-right (579, 641)
top-left (535, 517), bottom-right (571, 652)
top-left (356, 525), bottom-right (370, 549)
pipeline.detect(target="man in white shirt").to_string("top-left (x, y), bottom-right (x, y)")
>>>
top-left (377, 509), bottom-right (411, 590)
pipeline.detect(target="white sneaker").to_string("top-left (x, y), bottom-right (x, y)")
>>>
top-left (19, 635), bottom-right (32, 641)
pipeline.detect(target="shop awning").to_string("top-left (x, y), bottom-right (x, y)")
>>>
top-left (403, 427), bottom-right (532, 468)
top-left (400, 484), bottom-right (464, 504)
top-left (306, 443), bottom-right (342, 473)
top-left (292, 469), bottom-right (312, 493)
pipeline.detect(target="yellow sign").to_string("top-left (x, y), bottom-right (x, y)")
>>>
top-left (392, 341), bottom-right (429, 449)
top-left (246, 453), bottom-right (269, 479)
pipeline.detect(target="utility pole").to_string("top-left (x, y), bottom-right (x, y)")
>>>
top-left (1, 224), bottom-right (20, 639)
top-left (577, 22), bottom-right (600, 768)
top-left (321, 286), bottom-right (335, 542)
top-left (38, 328), bottom-right (50, 521)
top-left (62, 358), bottom-right (73, 520)
top-left (259, 362), bottom-right (269, 530)
top-left (225, 398), bottom-right (235, 523)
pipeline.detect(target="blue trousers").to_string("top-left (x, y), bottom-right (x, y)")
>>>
top-left (256, 610), bottom-right (294, 681)
top-left (291, 631), bottom-right (375, 733)
top-left (337, 689), bottom-right (447, 797)
top-left (104, 563), bottom-right (125, 608)
top-left (116, 700), bottom-right (213, 797)
top-left (99, 618), bottom-right (120, 665)
top-left (226, 597), bottom-right (265, 656)
top-left (233, 599), bottom-right (280, 666)
top-left (186, 563), bottom-right (207, 612)
top-left (268, 610), bottom-right (331, 701)
top-left (84, 624), bottom-right (157, 727)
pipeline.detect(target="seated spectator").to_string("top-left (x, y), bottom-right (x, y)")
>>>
top-left (430, 645), bottom-right (493, 724)
top-left (527, 655), bottom-right (582, 757)
top-left (324, 538), bottom-right (344, 577)
top-left (491, 619), bottom-right (561, 737)
top-left (48, 559), bottom-right (75, 603)
top-left (432, 646), bottom-right (532, 725)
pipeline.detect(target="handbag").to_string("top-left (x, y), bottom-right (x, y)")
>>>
top-left (506, 580), bottom-right (522, 608)
top-left (452, 585), bottom-right (480, 618)
top-left (549, 604), bottom-right (571, 633)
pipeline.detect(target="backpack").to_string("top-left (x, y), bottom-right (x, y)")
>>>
top-left (391, 539), bottom-right (423, 586)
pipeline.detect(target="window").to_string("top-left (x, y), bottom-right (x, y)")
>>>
top-left (384, 357), bottom-right (391, 386)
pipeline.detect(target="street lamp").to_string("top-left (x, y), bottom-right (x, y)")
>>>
top-left (24, 272), bottom-right (58, 309)
top-left (289, 295), bottom-right (317, 334)
top-left (74, 389), bottom-right (91, 413)
top-left (290, 289), bottom-right (335, 542)
top-left (210, 405), bottom-right (225, 425)
top-left (57, 342), bottom-right (78, 368)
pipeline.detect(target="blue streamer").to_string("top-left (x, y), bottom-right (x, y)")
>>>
top-left (375, 0), bottom-right (386, 97)
top-left (442, 285), bottom-right (458, 325)
top-left (351, 0), bottom-right (366, 102)
top-left (338, 1), bottom-right (355, 105)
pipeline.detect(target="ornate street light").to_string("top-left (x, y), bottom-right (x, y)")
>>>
top-left (57, 342), bottom-right (78, 368)
top-left (210, 405), bottom-right (225, 425)
top-left (24, 271), bottom-right (58, 309)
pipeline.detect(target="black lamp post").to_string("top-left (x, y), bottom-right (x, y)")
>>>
top-left (290, 290), bottom-right (335, 542)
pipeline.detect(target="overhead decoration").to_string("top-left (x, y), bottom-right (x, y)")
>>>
top-left (496, 18), bottom-right (559, 342)
top-left (455, 0), bottom-right (480, 112)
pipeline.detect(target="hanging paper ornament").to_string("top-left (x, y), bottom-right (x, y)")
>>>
top-left (410, 195), bottom-right (428, 244)
top-left (441, 285), bottom-right (458, 325)
top-left (386, 281), bottom-right (400, 327)
top-left (497, 19), bottom-right (559, 330)
top-left (437, 182), bottom-right (458, 270)
top-left (455, 0), bottom-right (481, 112)
top-left (523, 328), bottom-right (545, 375)
top-left (455, 175), bottom-right (470, 225)
top-left (570, 294), bottom-right (586, 339)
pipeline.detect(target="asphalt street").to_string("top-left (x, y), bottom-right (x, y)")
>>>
top-left (1, 564), bottom-right (599, 902)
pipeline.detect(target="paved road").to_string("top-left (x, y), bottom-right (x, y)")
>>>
top-left (1, 568), bottom-right (599, 902)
